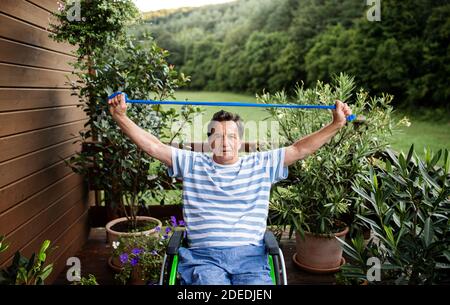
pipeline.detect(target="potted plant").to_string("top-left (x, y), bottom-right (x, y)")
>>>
top-left (112, 216), bottom-right (185, 285)
top-left (338, 145), bottom-right (450, 284)
top-left (264, 73), bottom-right (403, 273)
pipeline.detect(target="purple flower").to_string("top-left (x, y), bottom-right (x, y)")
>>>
top-left (155, 226), bottom-right (161, 232)
top-left (130, 257), bottom-right (139, 266)
top-left (162, 234), bottom-right (168, 240)
top-left (131, 248), bottom-right (143, 255)
top-left (170, 216), bottom-right (177, 227)
top-left (119, 253), bottom-right (129, 264)
top-left (165, 227), bottom-right (172, 234)
top-left (178, 220), bottom-right (185, 226)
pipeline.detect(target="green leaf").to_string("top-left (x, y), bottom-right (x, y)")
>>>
top-left (383, 225), bottom-right (395, 246)
top-left (356, 214), bottom-right (381, 231)
top-left (373, 172), bottom-right (379, 191)
top-left (406, 144), bottom-right (414, 165)
top-left (39, 264), bottom-right (53, 282)
top-left (422, 217), bottom-right (434, 247)
top-left (398, 152), bottom-right (407, 172)
top-left (385, 159), bottom-right (392, 172)
top-left (443, 149), bottom-right (449, 174)
top-left (336, 237), bottom-right (361, 263)
top-left (443, 251), bottom-right (450, 263)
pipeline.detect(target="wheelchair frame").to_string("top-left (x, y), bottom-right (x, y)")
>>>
top-left (159, 230), bottom-right (288, 285)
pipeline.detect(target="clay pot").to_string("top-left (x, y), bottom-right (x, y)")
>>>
top-left (293, 226), bottom-right (349, 274)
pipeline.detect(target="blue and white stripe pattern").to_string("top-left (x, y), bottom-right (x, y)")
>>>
top-left (168, 147), bottom-right (288, 249)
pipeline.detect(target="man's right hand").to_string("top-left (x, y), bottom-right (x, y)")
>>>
top-left (108, 93), bottom-right (127, 118)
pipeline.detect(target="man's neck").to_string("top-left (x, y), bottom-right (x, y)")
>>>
top-left (212, 155), bottom-right (240, 166)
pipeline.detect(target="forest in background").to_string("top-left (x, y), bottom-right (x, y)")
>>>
top-left (134, 0), bottom-right (449, 108)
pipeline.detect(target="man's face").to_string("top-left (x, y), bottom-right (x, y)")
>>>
top-left (208, 120), bottom-right (242, 162)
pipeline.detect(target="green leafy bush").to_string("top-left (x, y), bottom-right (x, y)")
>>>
top-left (50, 0), bottom-right (200, 227)
top-left (265, 74), bottom-right (402, 236)
top-left (339, 145), bottom-right (450, 284)
top-left (0, 240), bottom-right (53, 285)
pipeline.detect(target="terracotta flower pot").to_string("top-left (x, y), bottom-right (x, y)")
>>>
top-left (293, 226), bottom-right (349, 274)
top-left (106, 216), bottom-right (162, 270)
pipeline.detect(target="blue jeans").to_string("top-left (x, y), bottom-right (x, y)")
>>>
top-left (177, 244), bottom-right (273, 285)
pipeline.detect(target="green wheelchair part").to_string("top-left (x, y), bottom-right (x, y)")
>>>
top-left (168, 254), bottom-right (277, 285)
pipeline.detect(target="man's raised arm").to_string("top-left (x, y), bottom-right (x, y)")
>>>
top-left (108, 93), bottom-right (172, 167)
top-left (284, 100), bottom-right (352, 167)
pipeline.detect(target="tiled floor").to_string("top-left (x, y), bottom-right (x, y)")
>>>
top-left (54, 228), bottom-right (337, 285)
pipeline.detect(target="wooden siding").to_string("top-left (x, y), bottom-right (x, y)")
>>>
top-left (0, 0), bottom-right (91, 284)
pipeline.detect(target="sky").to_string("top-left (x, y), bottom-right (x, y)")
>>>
top-left (132, 0), bottom-right (237, 12)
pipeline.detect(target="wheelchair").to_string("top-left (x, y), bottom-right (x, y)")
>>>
top-left (159, 230), bottom-right (287, 285)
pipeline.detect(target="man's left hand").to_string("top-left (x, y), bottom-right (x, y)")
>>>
top-left (332, 100), bottom-right (352, 128)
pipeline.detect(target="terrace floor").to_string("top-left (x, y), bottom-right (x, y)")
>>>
top-left (54, 227), bottom-right (337, 285)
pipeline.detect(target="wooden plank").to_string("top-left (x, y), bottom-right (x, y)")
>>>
top-left (0, 191), bottom-right (89, 269)
top-left (0, 160), bottom-right (73, 214)
top-left (0, 63), bottom-right (76, 88)
top-left (0, 173), bottom-right (83, 235)
top-left (0, 13), bottom-right (76, 55)
top-left (0, 183), bottom-right (87, 265)
top-left (0, 38), bottom-right (75, 71)
top-left (0, 105), bottom-right (86, 137)
top-left (0, 88), bottom-right (79, 111)
top-left (0, 0), bottom-right (54, 30)
top-left (0, 139), bottom-right (82, 188)
top-left (27, 0), bottom-right (60, 13)
top-left (0, 120), bottom-right (85, 162)
top-left (8, 193), bottom-right (90, 261)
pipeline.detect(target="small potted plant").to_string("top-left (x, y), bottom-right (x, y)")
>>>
top-left (112, 216), bottom-right (185, 285)
top-left (0, 239), bottom-right (53, 285)
top-left (265, 74), bottom-right (402, 273)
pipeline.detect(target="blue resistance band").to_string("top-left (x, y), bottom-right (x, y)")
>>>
top-left (108, 91), bottom-right (357, 122)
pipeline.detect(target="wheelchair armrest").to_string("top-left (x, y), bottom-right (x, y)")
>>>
top-left (167, 230), bottom-right (184, 255)
top-left (264, 231), bottom-right (280, 255)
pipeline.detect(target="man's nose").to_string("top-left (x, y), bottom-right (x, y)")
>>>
top-left (223, 136), bottom-right (233, 147)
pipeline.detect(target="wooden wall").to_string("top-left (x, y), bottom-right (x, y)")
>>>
top-left (0, 0), bottom-right (92, 283)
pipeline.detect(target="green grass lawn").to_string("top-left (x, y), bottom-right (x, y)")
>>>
top-left (171, 91), bottom-right (449, 163)
top-left (390, 116), bottom-right (450, 163)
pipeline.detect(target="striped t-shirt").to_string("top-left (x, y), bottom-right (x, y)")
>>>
top-left (167, 147), bottom-right (288, 249)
